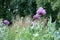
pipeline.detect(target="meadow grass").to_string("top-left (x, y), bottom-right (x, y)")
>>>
top-left (0, 16), bottom-right (60, 40)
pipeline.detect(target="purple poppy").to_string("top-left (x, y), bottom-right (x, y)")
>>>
top-left (3, 20), bottom-right (10, 25)
top-left (33, 14), bottom-right (39, 19)
top-left (31, 21), bottom-right (34, 26)
top-left (36, 7), bottom-right (46, 15)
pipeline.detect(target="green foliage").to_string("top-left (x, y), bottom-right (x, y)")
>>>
top-left (0, 17), bottom-right (60, 40)
top-left (0, 0), bottom-right (37, 18)
top-left (18, 0), bottom-right (37, 17)
top-left (56, 12), bottom-right (60, 29)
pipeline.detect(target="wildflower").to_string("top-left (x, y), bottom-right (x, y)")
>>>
top-left (36, 7), bottom-right (46, 15)
top-left (33, 14), bottom-right (39, 19)
top-left (40, 9), bottom-right (46, 15)
top-left (3, 20), bottom-right (10, 25)
top-left (31, 21), bottom-right (34, 26)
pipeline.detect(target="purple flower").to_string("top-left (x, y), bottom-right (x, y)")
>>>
top-left (31, 21), bottom-right (34, 26)
top-left (3, 20), bottom-right (10, 25)
top-left (36, 7), bottom-right (46, 15)
top-left (33, 14), bottom-right (39, 19)
top-left (40, 9), bottom-right (46, 15)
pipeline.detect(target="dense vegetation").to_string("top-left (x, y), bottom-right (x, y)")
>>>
top-left (0, 0), bottom-right (60, 40)
top-left (0, 0), bottom-right (60, 25)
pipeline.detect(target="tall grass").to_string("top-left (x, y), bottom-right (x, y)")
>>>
top-left (0, 16), bottom-right (60, 40)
